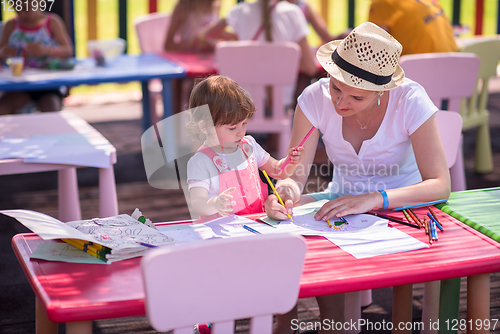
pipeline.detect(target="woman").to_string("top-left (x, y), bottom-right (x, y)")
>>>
top-left (267, 22), bottom-right (450, 334)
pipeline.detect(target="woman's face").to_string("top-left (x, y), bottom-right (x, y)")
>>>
top-left (329, 76), bottom-right (379, 117)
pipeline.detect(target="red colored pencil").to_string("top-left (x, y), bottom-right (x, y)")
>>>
top-left (279, 126), bottom-right (315, 174)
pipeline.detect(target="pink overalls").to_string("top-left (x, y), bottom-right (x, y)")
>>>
top-left (197, 138), bottom-right (268, 220)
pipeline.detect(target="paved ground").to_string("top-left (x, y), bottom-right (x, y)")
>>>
top-left (1, 81), bottom-right (500, 333)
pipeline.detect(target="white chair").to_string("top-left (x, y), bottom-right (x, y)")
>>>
top-left (399, 52), bottom-right (480, 191)
top-left (215, 41), bottom-right (301, 157)
top-left (141, 233), bottom-right (307, 333)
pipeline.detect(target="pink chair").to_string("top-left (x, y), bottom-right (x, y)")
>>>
top-left (215, 41), bottom-right (301, 158)
top-left (399, 52), bottom-right (480, 191)
top-left (134, 13), bottom-right (171, 124)
top-left (141, 233), bottom-right (307, 333)
top-left (134, 12), bottom-right (170, 54)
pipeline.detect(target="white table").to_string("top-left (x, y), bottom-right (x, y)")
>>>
top-left (0, 112), bottom-right (118, 221)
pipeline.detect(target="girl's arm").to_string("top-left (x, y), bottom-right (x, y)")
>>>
top-left (190, 186), bottom-right (236, 217)
top-left (313, 114), bottom-right (451, 220)
top-left (48, 15), bottom-right (74, 57)
top-left (202, 18), bottom-right (237, 41)
top-left (164, 2), bottom-right (196, 51)
top-left (0, 20), bottom-right (17, 60)
top-left (259, 146), bottom-right (305, 179)
top-left (304, 3), bottom-right (334, 43)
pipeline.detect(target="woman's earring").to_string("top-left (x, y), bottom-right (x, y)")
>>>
top-left (377, 94), bottom-right (381, 106)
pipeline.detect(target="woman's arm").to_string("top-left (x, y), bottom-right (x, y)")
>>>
top-left (313, 114), bottom-right (451, 220)
top-left (296, 36), bottom-right (318, 77)
top-left (265, 105), bottom-right (320, 219)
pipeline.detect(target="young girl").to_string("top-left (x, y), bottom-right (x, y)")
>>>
top-left (164, 0), bottom-right (229, 52)
top-left (186, 75), bottom-right (304, 219)
top-left (0, 1), bottom-right (73, 114)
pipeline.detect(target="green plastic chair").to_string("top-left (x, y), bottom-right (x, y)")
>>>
top-left (460, 38), bottom-right (500, 174)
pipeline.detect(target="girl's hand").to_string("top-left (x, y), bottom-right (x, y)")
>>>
top-left (314, 192), bottom-right (382, 221)
top-left (26, 43), bottom-right (48, 57)
top-left (287, 146), bottom-right (305, 166)
top-left (214, 187), bottom-right (237, 216)
top-left (0, 46), bottom-right (17, 59)
top-left (264, 193), bottom-right (294, 221)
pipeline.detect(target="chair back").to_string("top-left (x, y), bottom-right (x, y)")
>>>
top-left (215, 41), bottom-right (301, 157)
top-left (141, 233), bottom-right (307, 333)
top-left (460, 38), bottom-right (500, 128)
top-left (435, 110), bottom-right (466, 191)
top-left (134, 12), bottom-right (170, 54)
top-left (399, 52), bottom-right (480, 113)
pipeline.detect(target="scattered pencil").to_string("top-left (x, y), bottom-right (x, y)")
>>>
top-left (393, 199), bottom-right (447, 211)
top-left (402, 209), bottom-right (414, 224)
top-left (326, 219), bottom-right (333, 228)
top-left (428, 207), bottom-right (444, 231)
top-left (369, 212), bottom-right (420, 229)
top-left (408, 208), bottom-right (424, 228)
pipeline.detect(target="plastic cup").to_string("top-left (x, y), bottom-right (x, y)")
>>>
top-left (10, 57), bottom-right (24, 76)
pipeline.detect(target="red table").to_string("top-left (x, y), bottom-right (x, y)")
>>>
top-left (11, 208), bottom-right (500, 334)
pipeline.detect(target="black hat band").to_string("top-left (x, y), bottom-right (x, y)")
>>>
top-left (331, 49), bottom-right (393, 85)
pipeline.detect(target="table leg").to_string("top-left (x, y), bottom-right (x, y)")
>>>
top-left (422, 281), bottom-right (440, 334)
top-left (66, 321), bottom-right (93, 334)
top-left (141, 81), bottom-right (152, 132)
top-left (161, 78), bottom-right (173, 120)
top-left (438, 278), bottom-right (461, 334)
top-left (392, 284), bottom-right (412, 334)
top-left (58, 168), bottom-right (81, 222)
top-left (36, 298), bottom-right (57, 334)
top-left (99, 167), bottom-right (118, 217)
top-left (467, 274), bottom-right (490, 334)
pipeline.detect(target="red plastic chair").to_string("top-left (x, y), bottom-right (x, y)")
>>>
top-left (215, 41), bottom-right (301, 157)
top-left (141, 233), bottom-right (307, 333)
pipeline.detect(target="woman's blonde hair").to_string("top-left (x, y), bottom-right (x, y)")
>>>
top-left (186, 75), bottom-right (255, 140)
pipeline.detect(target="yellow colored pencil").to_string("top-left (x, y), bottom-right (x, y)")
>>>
top-left (262, 170), bottom-right (293, 221)
top-left (326, 219), bottom-right (333, 228)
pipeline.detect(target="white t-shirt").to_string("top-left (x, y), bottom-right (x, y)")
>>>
top-left (226, 1), bottom-right (310, 106)
top-left (298, 77), bottom-right (438, 196)
top-left (226, 1), bottom-right (309, 43)
top-left (187, 135), bottom-right (271, 198)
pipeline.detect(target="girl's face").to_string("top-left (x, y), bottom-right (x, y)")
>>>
top-left (207, 118), bottom-right (249, 151)
top-left (329, 77), bottom-right (379, 117)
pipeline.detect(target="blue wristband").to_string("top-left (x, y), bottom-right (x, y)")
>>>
top-left (379, 190), bottom-right (389, 210)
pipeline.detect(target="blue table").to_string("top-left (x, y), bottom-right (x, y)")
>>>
top-left (0, 54), bottom-right (186, 131)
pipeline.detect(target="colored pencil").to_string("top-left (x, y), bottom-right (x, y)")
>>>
top-left (368, 213), bottom-right (420, 229)
top-left (62, 239), bottom-right (107, 262)
top-left (135, 241), bottom-right (158, 248)
top-left (423, 216), bottom-right (429, 235)
top-left (262, 170), bottom-right (293, 221)
top-left (428, 207), bottom-right (443, 230)
top-left (430, 219), bottom-right (438, 241)
top-left (427, 212), bottom-right (444, 232)
top-left (326, 219), bottom-right (333, 228)
top-left (243, 225), bottom-right (261, 234)
top-left (408, 208), bottom-right (424, 228)
top-left (402, 209), bottom-right (414, 224)
top-left (393, 199), bottom-right (447, 211)
top-left (61, 238), bottom-right (111, 254)
top-left (278, 126), bottom-right (315, 174)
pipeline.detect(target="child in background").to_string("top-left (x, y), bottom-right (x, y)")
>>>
top-left (0, 1), bottom-right (74, 114)
top-left (164, 0), bottom-right (230, 52)
top-left (186, 75), bottom-right (305, 219)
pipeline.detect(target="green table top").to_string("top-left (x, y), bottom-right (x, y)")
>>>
top-left (436, 187), bottom-right (500, 242)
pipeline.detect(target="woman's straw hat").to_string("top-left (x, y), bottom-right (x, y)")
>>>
top-left (317, 22), bottom-right (405, 91)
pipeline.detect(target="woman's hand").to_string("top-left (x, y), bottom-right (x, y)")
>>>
top-left (264, 194), bottom-right (294, 221)
top-left (214, 187), bottom-right (237, 216)
top-left (0, 45), bottom-right (17, 59)
top-left (314, 192), bottom-right (383, 221)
